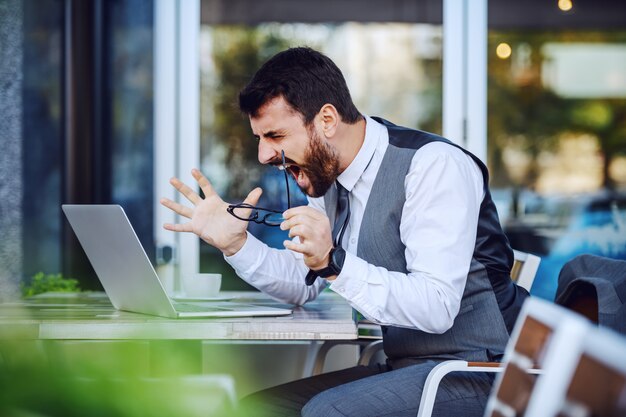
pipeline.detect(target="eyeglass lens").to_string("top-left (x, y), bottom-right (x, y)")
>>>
top-left (229, 205), bottom-right (284, 226)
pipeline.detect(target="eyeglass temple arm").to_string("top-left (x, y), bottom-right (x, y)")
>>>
top-left (281, 150), bottom-right (291, 209)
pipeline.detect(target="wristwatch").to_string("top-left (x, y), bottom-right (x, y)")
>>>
top-left (305, 246), bottom-right (346, 286)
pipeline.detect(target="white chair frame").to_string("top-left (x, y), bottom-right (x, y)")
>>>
top-left (519, 322), bottom-right (626, 417)
top-left (483, 298), bottom-right (593, 417)
top-left (512, 250), bottom-right (541, 292)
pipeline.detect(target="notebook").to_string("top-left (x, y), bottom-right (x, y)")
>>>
top-left (62, 204), bottom-right (292, 319)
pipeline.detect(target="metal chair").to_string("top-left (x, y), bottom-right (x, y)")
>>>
top-left (481, 298), bottom-right (588, 417)
top-left (484, 298), bottom-right (626, 417)
top-left (538, 326), bottom-right (626, 417)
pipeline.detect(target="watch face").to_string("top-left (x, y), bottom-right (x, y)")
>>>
top-left (331, 247), bottom-right (346, 273)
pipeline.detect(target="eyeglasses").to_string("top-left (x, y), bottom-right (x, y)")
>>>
top-left (227, 150), bottom-right (291, 227)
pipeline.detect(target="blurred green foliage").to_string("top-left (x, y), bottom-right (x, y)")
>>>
top-left (21, 272), bottom-right (81, 297)
top-left (0, 339), bottom-right (238, 417)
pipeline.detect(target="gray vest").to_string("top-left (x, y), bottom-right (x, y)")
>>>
top-left (325, 118), bottom-right (528, 364)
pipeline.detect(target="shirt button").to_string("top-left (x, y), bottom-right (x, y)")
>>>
top-left (350, 238), bottom-right (356, 244)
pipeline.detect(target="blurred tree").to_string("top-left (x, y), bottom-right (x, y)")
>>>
top-left (487, 31), bottom-right (626, 191)
top-left (488, 32), bottom-right (573, 189)
top-left (210, 27), bottom-right (291, 199)
top-left (418, 56), bottom-right (443, 135)
top-left (569, 99), bottom-right (626, 190)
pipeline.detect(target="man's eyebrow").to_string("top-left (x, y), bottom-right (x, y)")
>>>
top-left (257, 129), bottom-right (287, 139)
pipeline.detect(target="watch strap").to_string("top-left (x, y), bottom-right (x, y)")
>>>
top-left (305, 269), bottom-right (318, 286)
top-left (304, 247), bottom-right (346, 286)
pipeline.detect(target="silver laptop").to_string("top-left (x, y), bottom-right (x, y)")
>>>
top-left (62, 204), bottom-right (292, 319)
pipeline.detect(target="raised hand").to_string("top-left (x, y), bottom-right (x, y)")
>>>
top-left (161, 168), bottom-right (262, 256)
top-left (281, 206), bottom-right (334, 272)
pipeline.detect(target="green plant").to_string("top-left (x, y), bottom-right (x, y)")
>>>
top-left (22, 272), bottom-right (81, 297)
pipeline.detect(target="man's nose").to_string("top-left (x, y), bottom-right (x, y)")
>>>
top-left (257, 139), bottom-right (279, 165)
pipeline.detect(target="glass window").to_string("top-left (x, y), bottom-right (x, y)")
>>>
top-left (7, 0), bottom-right (156, 292)
top-left (109, 0), bottom-right (155, 262)
top-left (199, 23), bottom-right (443, 289)
top-left (21, 0), bottom-right (64, 280)
top-left (488, 29), bottom-right (626, 300)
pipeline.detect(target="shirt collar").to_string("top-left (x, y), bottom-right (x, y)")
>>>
top-left (336, 115), bottom-right (382, 192)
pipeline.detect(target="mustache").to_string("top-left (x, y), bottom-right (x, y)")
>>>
top-left (268, 155), bottom-right (297, 167)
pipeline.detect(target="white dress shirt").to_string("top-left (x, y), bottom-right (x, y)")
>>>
top-left (225, 116), bottom-right (484, 334)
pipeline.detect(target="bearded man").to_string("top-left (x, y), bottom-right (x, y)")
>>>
top-left (161, 47), bottom-right (528, 417)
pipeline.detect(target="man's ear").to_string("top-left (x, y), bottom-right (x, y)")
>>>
top-left (318, 104), bottom-right (339, 139)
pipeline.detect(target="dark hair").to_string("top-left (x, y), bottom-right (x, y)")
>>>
top-left (239, 47), bottom-right (361, 125)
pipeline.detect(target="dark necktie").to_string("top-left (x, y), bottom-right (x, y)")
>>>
top-left (332, 182), bottom-right (351, 247)
top-left (305, 182), bottom-right (350, 286)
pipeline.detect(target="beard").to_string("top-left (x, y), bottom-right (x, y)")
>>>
top-left (297, 128), bottom-right (341, 198)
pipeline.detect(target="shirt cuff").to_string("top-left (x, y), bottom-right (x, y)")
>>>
top-left (329, 251), bottom-right (367, 298)
top-left (223, 231), bottom-right (265, 275)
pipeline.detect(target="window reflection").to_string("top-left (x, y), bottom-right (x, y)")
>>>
top-left (15, 0), bottom-right (155, 290)
top-left (199, 23), bottom-right (443, 288)
top-left (488, 31), bottom-right (626, 300)
top-left (109, 0), bottom-right (155, 262)
top-left (21, 0), bottom-right (64, 280)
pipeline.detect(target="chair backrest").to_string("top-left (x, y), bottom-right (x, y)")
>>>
top-left (511, 250), bottom-right (541, 292)
top-left (546, 326), bottom-right (626, 417)
top-left (484, 297), bottom-right (592, 417)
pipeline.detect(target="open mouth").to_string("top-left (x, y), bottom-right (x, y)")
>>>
top-left (278, 163), bottom-right (303, 183)
top-left (287, 165), bottom-right (302, 182)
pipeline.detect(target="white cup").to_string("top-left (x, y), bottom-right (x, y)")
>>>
top-left (182, 273), bottom-right (222, 298)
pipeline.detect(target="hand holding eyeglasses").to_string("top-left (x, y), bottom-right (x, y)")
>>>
top-left (224, 150), bottom-right (335, 275)
top-left (162, 153), bottom-right (335, 278)
top-left (281, 206), bottom-right (335, 274)
top-left (160, 168), bottom-right (262, 256)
